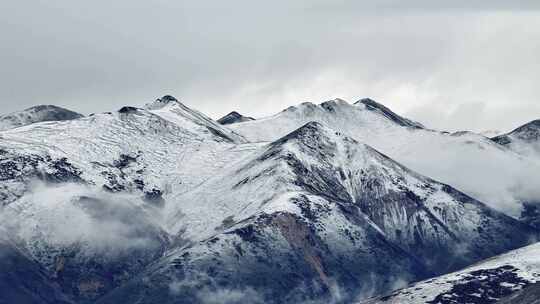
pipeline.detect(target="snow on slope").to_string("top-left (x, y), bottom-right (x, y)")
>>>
top-left (228, 98), bottom-right (540, 217)
top-left (0, 96), bottom-right (258, 205)
top-left (0, 96), bottom-right (261, 302)
top-left (144, 95), bottom-right (247, 143)
top-left (97, 122), bottom-right (535, 304)
top-left (361, 242), bottom-right (540, 304)
top-left (0, 105), bottom-right (83, 131)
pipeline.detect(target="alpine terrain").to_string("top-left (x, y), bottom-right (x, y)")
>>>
top-left (0, 96), bottom-right (539, 304)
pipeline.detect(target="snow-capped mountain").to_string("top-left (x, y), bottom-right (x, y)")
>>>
top-left (0, 105), bottom-right (83, 131)
top-left (0, 96), bottom-right (260, 303)
top-left (96, 122), bottom-right (534, 304)
top-left (1, 96), bottom-right (539, 304)
top-left (228, 98), bottom-right (540, 219)
top-left (217, 111), bottom-right (255, 125)
top-left (492, 119), bottom-right (540, 159)
top-left (0, 96), bottom-right (255, 206)
top-left (361, 242), bottom-right (540, 304)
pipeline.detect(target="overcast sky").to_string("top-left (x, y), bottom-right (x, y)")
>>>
top-left (1, 0), bottom-right (539, 132)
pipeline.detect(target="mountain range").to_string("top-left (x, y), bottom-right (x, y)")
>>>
top-left (1, 96), bottom-right (539, 303)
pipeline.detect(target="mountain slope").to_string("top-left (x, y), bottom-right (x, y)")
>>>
top-left (1, 184), bottom-right (170, 303)
top-left (492, 119), bottom-right (540, 158)
top-left (362, 242), bottom-right (540, 304)
top-left (217, 111), bottom-right (255, 125)
top-left (0, 105), bottom-right (83, 131)
top-left (228, 99), bottom-right (540, 218)
top-left (0, 234), bottom-right (72, 304)
top-left (96, 122), bottom-right (535, 304)
top-left (499, 281), bottom-right (540, 304)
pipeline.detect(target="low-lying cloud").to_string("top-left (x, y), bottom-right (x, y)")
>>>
top-left (0, 181), bottom-right (165, 259)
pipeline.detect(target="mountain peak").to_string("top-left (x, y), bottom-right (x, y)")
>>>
top-left (320, 98), bottom-right (349, 111)
top-left (0, 104), bottom-right (83, 131)
top-left (144, 95), bottom-right (181, 110)
top-left (217, 111), bottom-right (255, 125)
top-left (492, 119), bottom-right (540, 145)
top-left (269, 121), bottom-right (363, 159)
top-left (275, 121), bottom-right (334, 143)
top-left (355, 98), bottom-right (424, 128)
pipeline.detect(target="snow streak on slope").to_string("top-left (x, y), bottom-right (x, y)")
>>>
top-left (0, 105), bottom-right (83, 131)
top-left (228, 98), bottom-right (540, 217)
top-left (97, 122), bottom-right (535, 304)
top-left (361, 242), bottom-right (540, 304)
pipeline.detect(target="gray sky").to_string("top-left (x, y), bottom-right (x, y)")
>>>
top-left (1, 0), bottom-right (539, 132)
